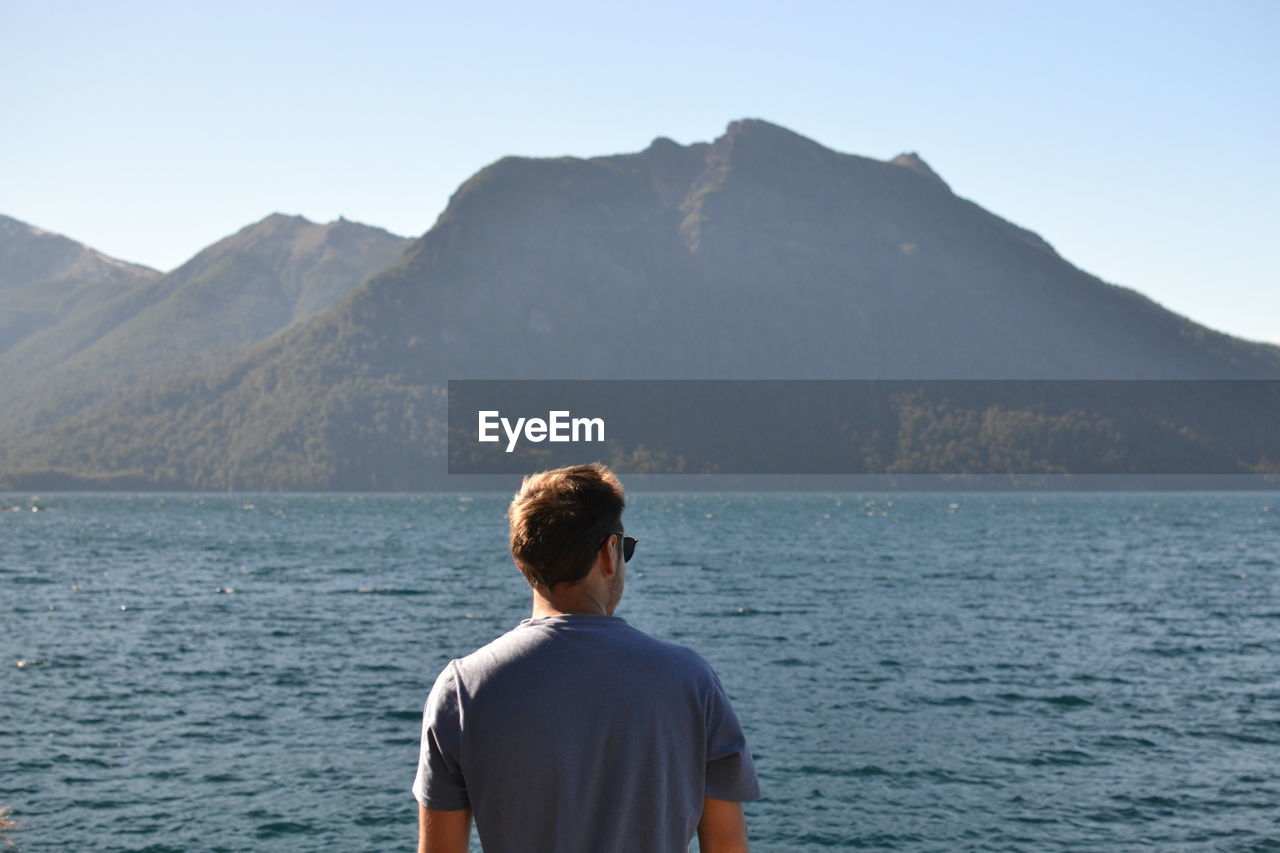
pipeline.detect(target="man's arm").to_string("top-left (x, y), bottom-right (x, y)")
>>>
top-left (697, 797), bottom-right (749, 853)
top-left (418, 805), bottom-right (471, 853)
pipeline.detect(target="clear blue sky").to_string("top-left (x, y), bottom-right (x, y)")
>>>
top-left (4, 0), bottom-right (1277, 343)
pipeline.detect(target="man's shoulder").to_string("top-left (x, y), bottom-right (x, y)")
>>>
top-left (620, 625), bottom-right (716, 673)
top-left (451, 615), bottom-right (717, 683)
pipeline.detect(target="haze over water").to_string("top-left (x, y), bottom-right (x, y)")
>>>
top-left (3, 492), bottom-right (1278, 851)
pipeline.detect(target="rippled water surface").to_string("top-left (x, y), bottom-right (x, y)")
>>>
top-left (3, 492), bottom-right (1279, 851)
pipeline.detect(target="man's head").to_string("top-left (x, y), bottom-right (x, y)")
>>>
top-left (508, 463), bottom-right (626, 597)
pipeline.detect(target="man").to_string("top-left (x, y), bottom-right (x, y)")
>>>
top-left (413, 463), bottom-right (760, 852)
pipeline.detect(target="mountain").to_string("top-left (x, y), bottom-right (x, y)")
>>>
top-left (0, 214), bottom-right (161, 354)
top-left (205, 118), bottom-right (1277, 383)
top-left (0, 213), bottom-right (410, 438)
top-left (3, 119), bottom-right (1277, 490)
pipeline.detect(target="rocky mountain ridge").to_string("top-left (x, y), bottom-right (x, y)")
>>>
top-left (2, 119), bottom-right (1275, 489)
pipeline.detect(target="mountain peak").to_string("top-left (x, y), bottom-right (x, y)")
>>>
top-left (889, 152), bottom-right (950, 191)
top-left (644, 135), bottom-right (683, 153)
top-left (0, 212), bottom-right (160, 291)
top-left (722, 117), bottom-right (802, 137)
top-left (718, 118), bottom-right (831, 155)
top-left (254, 212), bottom-right (314, 231)
top-left (243, 212), bottom-right (401, 242)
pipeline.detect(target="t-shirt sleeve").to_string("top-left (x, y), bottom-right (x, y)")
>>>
top-left (704, 668), bottom-right (762, 802)
top-left (412, 661), bottom-right (470, 810)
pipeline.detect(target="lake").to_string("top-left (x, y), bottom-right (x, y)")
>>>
top-left (3, 492), bottom-right (1278, 851)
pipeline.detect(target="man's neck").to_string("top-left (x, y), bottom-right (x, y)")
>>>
top-left (530, 590), bottom-right (611, 619)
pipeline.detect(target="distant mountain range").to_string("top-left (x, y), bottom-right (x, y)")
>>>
top-left (1, 119), bottom-right (1276, 490)
top-left (0, 213), bottom-right (409, 441)
top-left (0, 213), bottom-right (161, 355)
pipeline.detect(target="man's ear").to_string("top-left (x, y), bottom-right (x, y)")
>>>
top-left (598, 534), bottom-right (620, 577)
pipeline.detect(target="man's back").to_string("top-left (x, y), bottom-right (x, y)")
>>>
top-left (414, 613), bottom-right (759, 852)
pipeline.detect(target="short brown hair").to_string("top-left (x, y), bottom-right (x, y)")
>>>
top-left (508, 463), bottom-right (625, 590)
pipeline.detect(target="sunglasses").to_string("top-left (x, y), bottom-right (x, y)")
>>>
top-left (599, 531), bottom-right (638, 562)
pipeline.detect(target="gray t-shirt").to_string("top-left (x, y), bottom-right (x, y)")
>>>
top-left (413, 613), bottom-right (760, 852)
